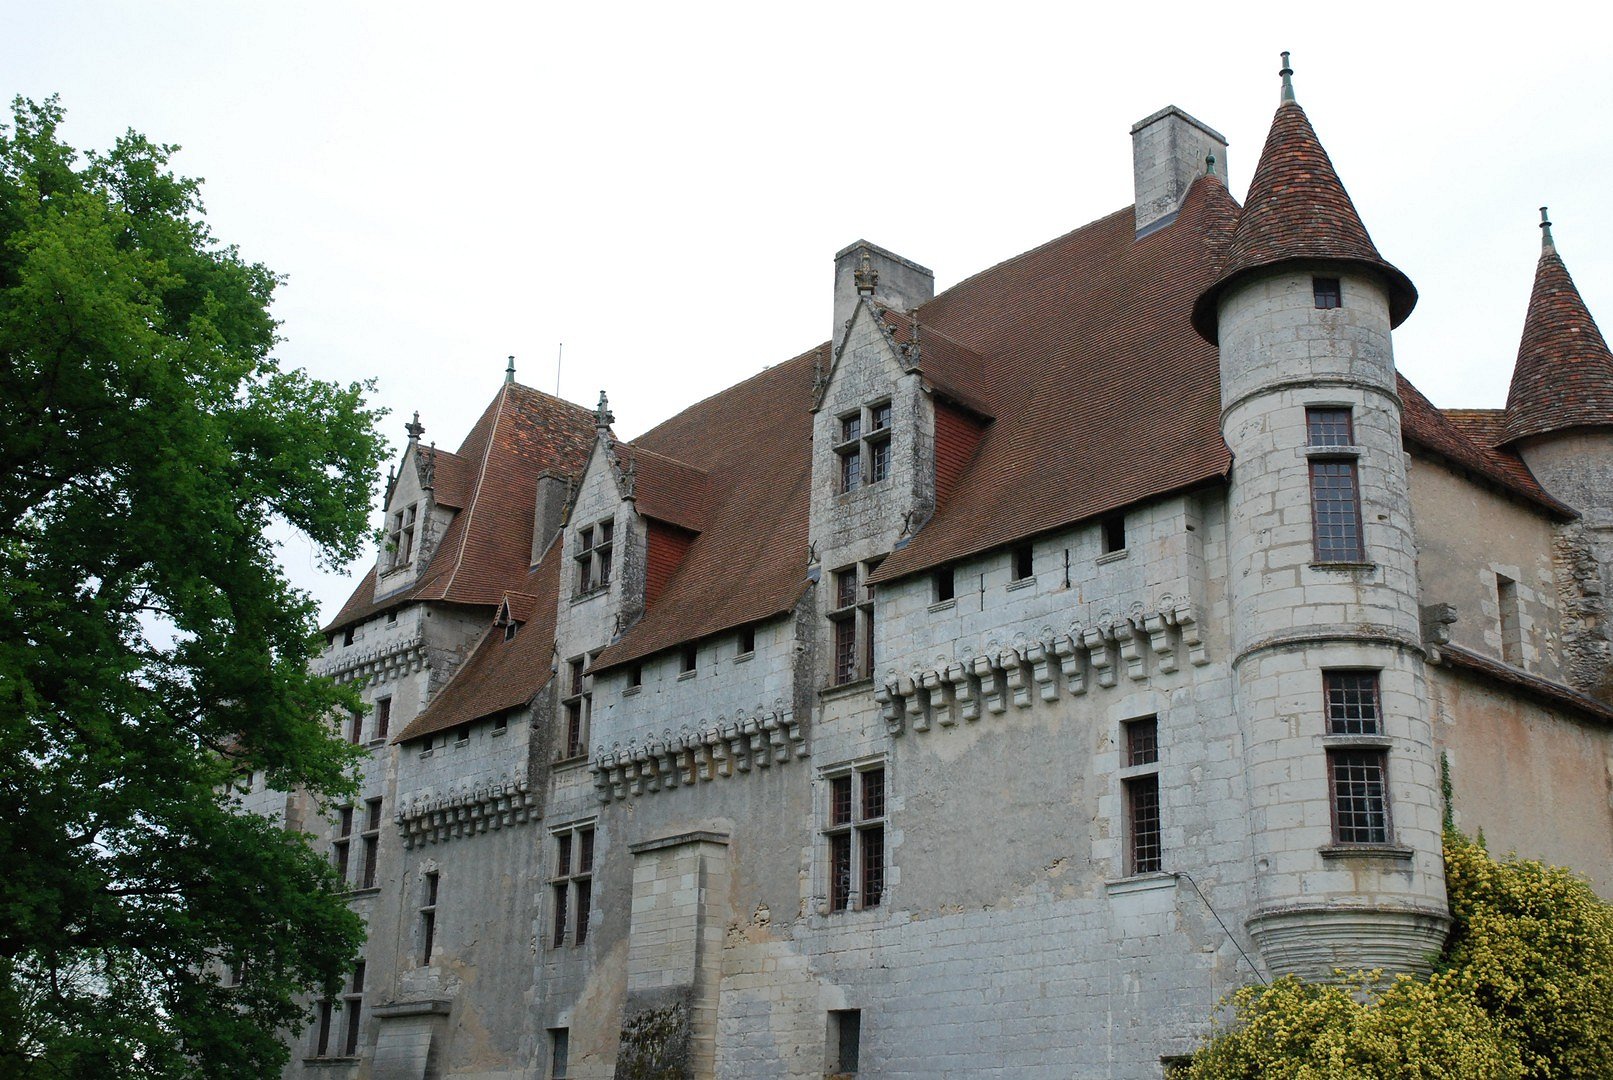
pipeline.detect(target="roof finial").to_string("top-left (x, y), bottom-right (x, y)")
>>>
top-left (1539, 206), bottom-right (1556, 253)
top-left (1279, 51), bottom-right (1295, 104)
top-left (854, 247), bottom-right (878, 296)
top-left (505, 355), bottom-right (516, 384)
top-left (405, 411), bottom-right (424, 443)
top-left (594, 390), bottom-right (614, 429)
top-left (1205, 149), bottom-right (1217, 177)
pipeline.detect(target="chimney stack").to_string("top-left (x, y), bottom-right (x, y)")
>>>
top-left (1130, 106), bottom-right (1228, 237)
top-left (833, 240), bottom-right (934, 345)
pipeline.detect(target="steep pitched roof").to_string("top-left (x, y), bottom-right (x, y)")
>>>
top-left (323, 383), bottom-right (595, 633)
top-left (1502, 237), bottom-right (1613, 443)
top-left (1192, 100), bottom-right (1415, 342)
top-left (877, 309), bottom-right (994, 418)
top-left (871, 174), bottom-right (1241, 584)
top-left (613, 443), bottom-right (711, 533)
top-left (393, 541), bottom-right (563, 744)
top-left (590, 354), bottom-right (818, 671)
top-left (1399, 386), bottom-right (1572, 518)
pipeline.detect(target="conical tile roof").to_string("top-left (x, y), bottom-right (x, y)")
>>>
top-left (1502, 230), bottom-right (1613, 443)
top-left (1192, 100), bottom-right (1415, 341)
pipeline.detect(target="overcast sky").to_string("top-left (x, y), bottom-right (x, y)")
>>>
top-left (9, 2), bottom-right (1613, 622)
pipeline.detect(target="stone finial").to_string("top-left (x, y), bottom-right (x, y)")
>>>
top-left (854, 247), bottom-right (878, 295)
top-left (1206, 150), bottom-right (1217, 176)
top-left (405, 411), bottom-right (425, 443)
top-left (1539, 206), bottom-right (1556, 253)
top-left (505, 355), bottom-right (516, 384)
top-left (1279, 51), bottom-right (1295, 104)
top-left (595, 390), bottom-right (614, 429)
top-left (420, 442), bottom-right (437, 489)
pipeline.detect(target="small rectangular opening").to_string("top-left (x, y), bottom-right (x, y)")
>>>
top-left (1313, 276), bottom-right (1342, 309)
top-left (342, 626), bottom-right (355, 647)
top-left (549, 1027), bottom-right (570, 1079)
top-left (738, 625), bottom-right (756, 656)
top-left (829, 1009), bottom-right (861, 1075)
top-left (1010, 544), bottom-right (1033, 581)
top-left (1102, 514), bottom-right (1126, 554)
top-left (680, 642), bottom-right (698, 674)
top-left (628, 663), bottom-right (642, 688)
top-left (933, 566), bottom-right (955, 603)
top-left (1497, 574), bottom-right (1523, 665)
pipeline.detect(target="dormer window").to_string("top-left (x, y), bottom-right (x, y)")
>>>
top-left (388, 504), bottom-right (418, 568)
top-left (575, 519), bottom-right (613, 594)
top-left (836, 401), bottom-right (894, 494)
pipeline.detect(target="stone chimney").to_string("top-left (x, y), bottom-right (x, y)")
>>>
top-left (532, 471), bottom-right (572, 563)
top-left (833, 240), bottom-right (934, 345)
top-left (1130, 106), bottom-right (1229, 237)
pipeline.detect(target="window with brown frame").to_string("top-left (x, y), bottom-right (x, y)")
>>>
top-left (360, 798), bottom-right (382, 890)
top-left (1122, 717), bottom-right (1162, 874)
top-left (551, 824), bottom-right (595, 947)
top-left (1307, 407), bottom-right (1365, 563)
top-left (824, 765), bottom-right (886, 911)
top-left (1313, 276), bottom-right (1342, 309)
top-left (836, 401), bottom-right (894, 493)
top-left (574, 519), bottom-right (613, 594)
top-left (341, 961), bottom-right (365, 1057)
top-left (388, 504), bottom-right (417, 569)
top-left (419, 870), bottom-right (439, 965)
top-left (1323, 670), bottom-right (1391, 845)
top-left (828, 564), bottom-right (877, 685)
top-left (562, 656), bottom-right (591, 759)
top-left (374, 697), bottom-right (391, 741)
top-left (332, 806), bottom-right (353, 885)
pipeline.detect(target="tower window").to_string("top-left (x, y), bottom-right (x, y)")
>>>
top-left (1313, 277), bottom-right (1342, 309)
top-left (680, 642), bottom-right (698, 675)
top-left (1323, 671), bottom-right (1392, 846)
top-left (562, 656), bottom-right (591, 759)
top-left (574, 519), bottom-right (614, 594)
top-left (420, 870), bottom-right (439, 965)
top-left (549, 1028), bottom-right (570, 1079)
top-left (360, 797), bottom-right (383, 890)
top-left (737, 625), bottom-right (756, 656)
top-left (1121, 717), bottom-right (1162, 874)
top-left (932, 566), bottom-right (955, 603)
top-left (829, 1009), bottom-right (862, 1075)
top-left (1306, 407), bottom-right (1354, 447)
top-left (1309, 459), bottom-right (1365, 562)
top-left (828, 564), bottom-right (877, 685)
top-left (332, 805), bottom-right (353, 885)
top-left (374, 697), bottom-right (391, 741)
top-left (551, 824), bottom-right (595, 947)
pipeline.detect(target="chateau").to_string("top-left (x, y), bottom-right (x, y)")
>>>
top-left (251, 59), bottom-right (1613, 1078)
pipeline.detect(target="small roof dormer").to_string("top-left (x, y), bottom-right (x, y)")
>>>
top-left (1192, 53), bottom-right (1416, 343)
top-left (1501, 209), bottom-right (1613, 445)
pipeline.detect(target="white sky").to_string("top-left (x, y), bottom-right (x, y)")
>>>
top-left (9, 2), bottom-right (1613, 622)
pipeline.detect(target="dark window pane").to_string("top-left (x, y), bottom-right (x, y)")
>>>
top-left (830, 777), bottom-right (853, 826)
top-left (840, 450), bottom-right (861, 493)
top-left (1310, 460), bottom-right (1364, 562)
top-left (1314, 276), bottom-right (1342, 309)
top-left (556, 833), bottom-right (572, 877)
top-left (1325, 671), bottom-right (1381, 735)
top-left (1126, 717), bottom-right (1159, 767)
top-left (578, 829), bottom-right (594, 873)
top-left (552, 883), bottom-right (568, 948)
top-left (1306, 407), bottom-right (1354, 447)
top-left (833, 618), bottom-right (857, 684)
top-left (841, 416), bottom-right (861, 442)
top-left (870, 439), bottom-right (890, 483)
top-left (861, 823), bottom-right (885, 907)
top-left (574, 879), bottom-right (591, 945)
top-left (1331, 750), bottom-right (1390, 843)
top-left (829, 833), bottom-right (852, 911)
top-left (1127, 775), bottom-right (1162, 874)
top-left (861, 769), bottom-right (885, 821)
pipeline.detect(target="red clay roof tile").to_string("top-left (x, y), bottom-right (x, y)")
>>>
top-left (1502, 244), bottom-right (1613, 443)
top-left (1192, 101), bottom-right (1415, 342)
top-left (1399, 388), bottom-right (1570, 517)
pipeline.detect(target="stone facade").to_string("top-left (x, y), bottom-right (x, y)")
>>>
top-left (277, 76), bottom-right (1613, 1080)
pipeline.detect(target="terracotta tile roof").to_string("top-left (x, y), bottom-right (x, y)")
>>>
top-left (870, 174), bottom-right (1241, 585)
top-left (1192, 101), bottom-right (1415, 342)
top-left (590, 354), bottom-right (818, 672)
top-left (393, 541), bottom-right (563, 744)
top-left (1502, 244), bottom-right (1613, 443)
top-left (1399, 387), bottom-right (1572, 518)
top-left (425, 447), bottom-right (473, 509)
top-left (323, 383), bottom-right (595, 633)
top-left (500, 590), bottom-right (542, 625)
top-left (613, 443), bottom-right (711, 532)
top-left (877, 309), bottom-right (994, 418)
top-left (1438, 643), bottom-right (1613, 726)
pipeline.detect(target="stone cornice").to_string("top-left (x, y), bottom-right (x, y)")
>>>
top-left (396, 772), bottom-right (539, 848)
top-left (591, 708), bottom-right (807, 803)
top-left (314, 634), bottom-right (429, 687)
top-left (876, 601), bottom-right (1208, 736)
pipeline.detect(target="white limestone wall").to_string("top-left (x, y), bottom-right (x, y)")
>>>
top-left (592, 618), bottom-right (795, 759)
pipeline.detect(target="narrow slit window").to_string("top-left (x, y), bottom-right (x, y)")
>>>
top-left (933, 566), bottom-right (955, 603)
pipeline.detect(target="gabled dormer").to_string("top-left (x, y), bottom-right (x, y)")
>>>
top-left (377, 413), bottom-right (464, 596)
top-left (551, 394), bottom-right (647, 661)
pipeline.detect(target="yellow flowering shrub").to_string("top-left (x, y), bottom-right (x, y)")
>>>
top-left (1184, 832), bottom-right (1613, 1079)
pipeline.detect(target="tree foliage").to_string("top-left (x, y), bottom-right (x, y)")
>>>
top-left (1183, 832), bottom-right (1613, 1079)
top-left (0, 96), bottom-right (387, 1077)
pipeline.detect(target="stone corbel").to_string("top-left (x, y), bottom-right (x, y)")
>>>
top-left (919, 669), bottom-right (953, 726)
top-left (1000, 648), bottom-right (1032, 708)
top-left (1116, 619), bottom-right (1147, 681)
top-left (948, 661), bottom-right (981, 721)
top-left (744, 717), bottom-right (770, 768)
top-left (1082, 627), bottom-right (1116, 687)
top-left (786, 714), bottom-right (808, 757)
top-left (971, 654), bottom-right (1006, 715)
top-left (1024, 641), bottom-right (1058, 702)
top-left (1051, 633), bottom-right (1086, 695)
top-left (1142, 612), bottom-right (1176, 673)
top-left (900, 675), bottom-right (928, 732)
top-left (1169, 604), bottom-right (1209, 666)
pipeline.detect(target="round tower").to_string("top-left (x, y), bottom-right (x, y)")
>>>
top-left (1499, 210), bottom-right (1613, 699)
top-left (1192, 56), bottom-right (1449, 979)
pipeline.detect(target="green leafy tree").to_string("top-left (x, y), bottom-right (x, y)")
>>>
top-left (1183, 833), bottom-right (1613, 1080)
top-left (0, 96), bottom-right (386, 1077)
